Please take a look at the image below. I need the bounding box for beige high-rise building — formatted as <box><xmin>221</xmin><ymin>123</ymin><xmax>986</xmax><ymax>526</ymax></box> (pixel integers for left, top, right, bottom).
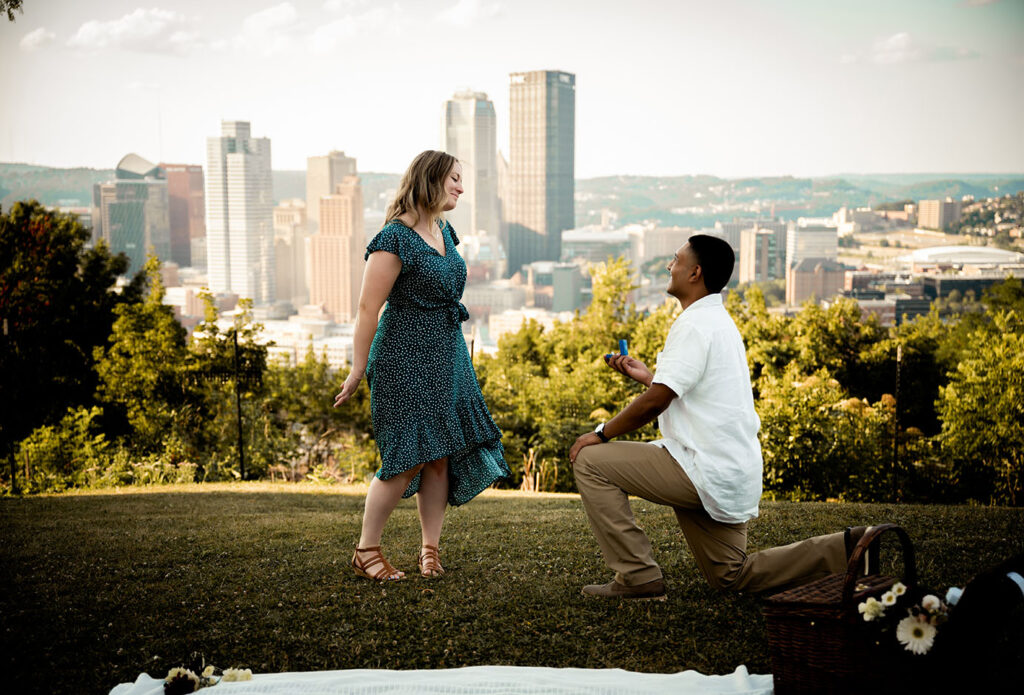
<box><xmin>306</xmin><ymin>151</ymin><xmax>357</xmax><ymax>232</ymax></box>
<box><xmin>507</xmin><ymin>70</ymin><xmax>575</xmax><ymax>277</ymax></box>
<box><xmin>308</xmin><ymin>176</ymin><xmax>364</xmax><ymax>322</ymax></box>
<box><xmin>441</xmin><ymin>90</ymin><xmax>500</xmax><ymax>239</ymax></box>
<box><xmin>918</xmin><ymin>198</ymin><xmax>962</xmax><ymax>231</ymax></box>
<box><xmin>273</xmin><ymin>199</ymin><xmax>308</xmax><ymax>308</ymax></box>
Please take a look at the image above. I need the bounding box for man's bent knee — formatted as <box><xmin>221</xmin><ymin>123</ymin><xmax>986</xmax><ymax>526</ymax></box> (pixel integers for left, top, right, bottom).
<box><xmin>571</xmin><ymin>446</ymin><xmax>601</xmax><ymax>478</ymax></box>
<box><xmin>703</xmin><ymin>562</ymin><xmax>745</xmax><ymax>592</ymax></box>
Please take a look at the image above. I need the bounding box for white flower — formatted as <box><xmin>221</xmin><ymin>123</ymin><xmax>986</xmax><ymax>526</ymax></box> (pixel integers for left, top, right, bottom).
<box><xmin>921</xmin><ymin>594</ymin><xmax>941</xmax><ymax>612</ymax></box>
<box><xmin>165</xmin><ymin>667</ymin><xmax>197</xmax><ymax>682</ymax></box>
<box><xmin>202</xmin><ymin>665</ymin><xmax>215</xmax><ymax>678</ymax></box>
<box><xmin>945</xmin><ymin>586</ymin><xmax>963</xmax><ymax>606</ymax></box>
<box><xmin>165</xmin><ymin>667</ymin><xmax>200</xmax><ymax>689</ymax></box>
<box><xmin>896</xmin><ymin>615</ymin><xmax>937</xmax><ymax>655</ymax></box>
<box><xmin>222</xmin><ymin>668</ymin><xmax>254</xmax><ymax>682</ymax></box>
<box><xmin>882</xmin><ymin>591</ymin><xmax>897</xmax><ymax>606</ymax></box>
<box><xmin>858</xmin><ymin>596</ymin><xmax>885</xmax><ymax>621</ymax></box>
<box><xmin>891</xmin><ymin>582</ymin><xmax>907</xmax><ymax>596</ymax></box>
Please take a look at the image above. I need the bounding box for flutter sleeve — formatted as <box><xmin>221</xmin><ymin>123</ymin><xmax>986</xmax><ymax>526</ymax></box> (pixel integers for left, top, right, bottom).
<box><xmin>365</xmin><ymin>222</ymin><xmax>416</xmax><ymax>271</ymax></box>
<box><xmin>445</xmin><ymin>219</ymin><xmax>460</xmax><ymax>247</ymax></box>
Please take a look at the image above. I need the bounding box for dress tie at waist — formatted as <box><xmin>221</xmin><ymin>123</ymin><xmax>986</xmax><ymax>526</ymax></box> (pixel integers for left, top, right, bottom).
<box><xmin>447</xmin><ymin>302</ymin><xmax>470</xmax><ymax>326</ymax></box>
<box><xmin>388</xmin><ymin>300</ymin><xmax>469</xmax><ymax>326</ymax></box>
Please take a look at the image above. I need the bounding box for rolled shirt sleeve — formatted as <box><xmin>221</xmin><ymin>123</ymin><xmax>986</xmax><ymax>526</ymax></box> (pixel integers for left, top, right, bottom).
<box><xmin>651</xmin><ymin>321</ymin><xmax>709</xmax><ymax>398</ymax></box>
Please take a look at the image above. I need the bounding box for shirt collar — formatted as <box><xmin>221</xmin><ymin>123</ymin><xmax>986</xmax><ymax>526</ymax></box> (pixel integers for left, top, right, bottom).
<box><xmin>683</xmin><ymin>293</ymin><xmax>723</xmax><ymax>314</ymax></box>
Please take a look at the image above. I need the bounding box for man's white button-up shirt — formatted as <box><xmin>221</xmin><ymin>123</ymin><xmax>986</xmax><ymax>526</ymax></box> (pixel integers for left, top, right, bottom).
<box><xmin>650</xmin><ymin>293</ymin><xmax>763</xmax><ymax>523</ymax></box>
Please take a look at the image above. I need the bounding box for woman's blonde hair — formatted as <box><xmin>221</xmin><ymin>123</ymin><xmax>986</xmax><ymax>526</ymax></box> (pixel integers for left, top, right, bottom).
<box><xmin>385</xmin><ymin>150</ymin><xmax>458</xmax><ymax>228</ymax></box>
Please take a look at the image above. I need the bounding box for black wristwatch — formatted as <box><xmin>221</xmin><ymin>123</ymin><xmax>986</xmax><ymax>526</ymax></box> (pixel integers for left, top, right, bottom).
<box><xmin>594</xmin><ymin>423</ymin><xmax>610</xmax><ymax>443</ymax></box>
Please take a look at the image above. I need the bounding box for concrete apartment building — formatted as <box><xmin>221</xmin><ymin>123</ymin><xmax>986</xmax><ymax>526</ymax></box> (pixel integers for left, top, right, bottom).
<box><xmin>441</xmin><ymin>91</ymin><xmax>500</xmax><ymax>240</ymax></box>
<box><xmin>160</xmin><ymin>163</ymin><xmax>205</xmax><ymax>268</ymax></box>
<box><xmin>307</xmin><ymin>176</ymin><xmax>364</xmax><ymax>323</ymax></box>
<box><xmin>507</xmin><ymin>70</ymin><xmax>575</xmax><ymax>277</ymax></box>
<box><xmin>785</xmin><ymin>222</ymin><xmax>840</xmax><ymax>304</ymax></box>
<box><xmin>918</xmin><ymin>198</ymin><xmax>963</xmax><ymax>231</ymax></box>
<box><xmin>739</xmin><ymin>227</ymin><xmax>784</xmax><ymax>284</ymax></box>
<box><xmin>205</xmin><ymin>120</ymin><xmax>275</xmax><ymax>305</ymax></box>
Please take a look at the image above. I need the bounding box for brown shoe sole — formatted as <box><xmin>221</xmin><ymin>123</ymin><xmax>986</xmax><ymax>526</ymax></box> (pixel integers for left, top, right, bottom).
<box><xmin>581</xmin><ymin>589</ymin><xmax>667</xmax><ymax>602</ymax></box>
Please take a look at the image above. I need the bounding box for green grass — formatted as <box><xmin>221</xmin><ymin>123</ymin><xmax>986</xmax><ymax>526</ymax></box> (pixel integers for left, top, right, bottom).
<box><xmin>2</xmin><ymin>483</ymin><xmax>1022</xmax><ymax>695</ymax></box>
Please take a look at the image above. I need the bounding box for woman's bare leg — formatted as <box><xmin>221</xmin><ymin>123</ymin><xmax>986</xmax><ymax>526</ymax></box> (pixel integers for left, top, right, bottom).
<box><xmin>416</xmin><ymin>458</ymin><xmax>449</xmax><ymax>575</ymax></box>
<box><xmin>355</xmin><ymin>464</ymin><xmax>424</xmax><ymax>579</ymax></box>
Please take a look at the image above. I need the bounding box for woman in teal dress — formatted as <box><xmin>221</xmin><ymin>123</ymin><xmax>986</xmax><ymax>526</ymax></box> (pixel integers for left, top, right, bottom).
<box><xmin>333</xmin><ymin>150</ymin><xmax>509</xmax><ymax>581</ymax></box>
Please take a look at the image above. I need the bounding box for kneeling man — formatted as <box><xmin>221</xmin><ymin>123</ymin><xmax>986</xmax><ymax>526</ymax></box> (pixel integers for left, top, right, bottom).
<box><xmin>570</xmin><ymin>235</ymin><xmax>858</xmax><ymax>601</ymax></box>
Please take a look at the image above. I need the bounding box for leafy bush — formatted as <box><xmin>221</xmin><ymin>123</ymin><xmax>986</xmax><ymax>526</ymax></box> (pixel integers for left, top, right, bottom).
<box><xmin>757</xmin><ymin>366</ymin><xmax>893</xmax><ymax>501</ymax></box>
<box><xmin>13</xmin><ymin>407</ymin><xmax>110</xmax><ymax>493</ymax></box>
<box><xmin>79</xmin><ymin>449</ymin><xmax>198</xmax><ymax>488</ymax></box>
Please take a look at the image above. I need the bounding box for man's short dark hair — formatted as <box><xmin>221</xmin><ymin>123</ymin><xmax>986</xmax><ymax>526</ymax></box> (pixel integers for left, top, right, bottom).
<box><xmin>688</xmin><ymin>235</ymin><xmax>735</xmax><ymax>294</ymax></box>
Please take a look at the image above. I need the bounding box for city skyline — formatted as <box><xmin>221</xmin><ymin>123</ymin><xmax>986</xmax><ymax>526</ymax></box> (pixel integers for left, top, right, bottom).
<box><xmin>2</xmin><ymin>1</ymin><xmax>1022</xmax><ymax>178</ymax></box>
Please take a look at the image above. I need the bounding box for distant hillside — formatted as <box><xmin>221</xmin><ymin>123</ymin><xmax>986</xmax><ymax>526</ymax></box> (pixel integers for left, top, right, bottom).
<box><xmin>574</xmin><ymin>174</ymin><xmax>1024</xmax><ymax>227</ymax></box>
<box><xmin>3</xmin><ymin>163</ymin><xmax>1021</xmax><ymax>226</ymax></box>
<box><xmin>0</xmin><ymin>164</ymin><xmax>114</xmax><ymax>208</ymax></box>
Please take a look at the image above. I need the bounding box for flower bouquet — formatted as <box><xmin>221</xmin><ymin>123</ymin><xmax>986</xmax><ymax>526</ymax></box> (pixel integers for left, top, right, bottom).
<box><xmin>857</xmin><ymin>582</ymin><xmax>959</xmax><ymax>658</ymax></box>
<box><xmin>162</xmin><ymin>653</ymin><xmax>253</xmax><ymax>694</ymax></box>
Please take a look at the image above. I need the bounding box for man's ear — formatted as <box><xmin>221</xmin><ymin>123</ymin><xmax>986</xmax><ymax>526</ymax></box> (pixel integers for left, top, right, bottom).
<box><xmin>691</xmin><ymin>264</ymin><xmax>703</xmax><ymax>282</ymax></box>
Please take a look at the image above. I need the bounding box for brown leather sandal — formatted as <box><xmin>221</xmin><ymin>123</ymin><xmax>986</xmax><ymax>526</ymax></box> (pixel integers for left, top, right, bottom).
<box><xmin>351</xmin><ymin>546</ymin><xmax>403</xmax><ymax>581</ymax></box>
<box><xmin>418</xmin><ymin>544</ymin><xmax>445</xmax><ymax>578</ymax></box>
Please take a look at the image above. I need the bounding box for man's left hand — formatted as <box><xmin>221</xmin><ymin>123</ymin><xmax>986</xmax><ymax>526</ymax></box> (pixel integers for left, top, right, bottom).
<box><xmin>569</xmin><ymin>432</ymin><xmax>604</xmax><ymax>464</ymax></box>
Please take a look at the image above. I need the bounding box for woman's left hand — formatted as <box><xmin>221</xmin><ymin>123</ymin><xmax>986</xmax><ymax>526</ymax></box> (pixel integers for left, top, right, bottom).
<box><xmin>333</xmin><ymin>372</ymin><xmax>362</xmax><ymax>407</ymax></box>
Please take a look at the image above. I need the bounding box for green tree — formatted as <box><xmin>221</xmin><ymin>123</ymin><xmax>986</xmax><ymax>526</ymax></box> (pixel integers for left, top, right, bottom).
<box><xmin>15</xmin><ymin>406</ymin><xmax>110</xmax><ymax>493</ymax></box>
<box><xmin>263</xmin><ymin>346</ymin><xmax>373</xmax><ymax>480</ymax></box>
<box><xmin>2</xmin><ymin>1</ymin><xmax>24</xmax><ymax>22</ymax></box>
<box><xmin>756</xmin><ymin>364</ymin><xmax>894</xmax><ymax>501</ymax></box>
<box><xmin>790</xmin><ymin>297</ymin><xmax>887</xmax><ymax>400</ymax></box>
<box><xmin>93</xmin><ymin>256</ymin><xmax>195</xmax><ymax>457</ymax></box>
<box><xmin>186</xmin><ymin>294</ymin><xmax>270</xmax><ymax>478</ymax></box>
<box><xmin>478</xmin><ymin>257</ymin><xmax>653</xmax><ymax>490</ymax></box>
<box><xmin>726</xmin><ymin>285</ymin><xmax>797</xmax><ymax>388</ymax></box>
<box><xmin>938</xmin><ymin>311</ymin><xmax>1024</xmax><ymax>505</ymax></box>
<box><xmin>0</xmin><ymin>200</ymin><xmax>142</xmax><ymax>490</ymax></box>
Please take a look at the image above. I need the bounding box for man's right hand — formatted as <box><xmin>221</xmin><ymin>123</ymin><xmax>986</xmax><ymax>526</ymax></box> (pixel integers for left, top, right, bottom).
<box><xmin>605</xmin><ymin>355</ymin><xmax>654</xmax><ymax>387</ymax></box>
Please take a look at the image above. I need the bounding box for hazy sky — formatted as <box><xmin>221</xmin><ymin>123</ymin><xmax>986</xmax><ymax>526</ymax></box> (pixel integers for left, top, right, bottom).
<box><xmin>2</xmin><ymin>0</ymin><xmax>1022</xmax><ymax>177</ymax></box>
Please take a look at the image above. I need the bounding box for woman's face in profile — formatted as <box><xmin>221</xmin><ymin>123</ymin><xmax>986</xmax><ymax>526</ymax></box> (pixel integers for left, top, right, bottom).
<box><xmin>442</xmin><ymin>162</ymin><xmax>464</xmax><ymax>212</ymax></box>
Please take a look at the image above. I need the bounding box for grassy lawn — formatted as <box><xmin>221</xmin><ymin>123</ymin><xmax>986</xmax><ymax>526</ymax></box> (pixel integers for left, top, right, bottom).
<box><xmin>2</xmin><ymin>483</ymin><xmax>1022</xmax><ymax>694</ymax></box>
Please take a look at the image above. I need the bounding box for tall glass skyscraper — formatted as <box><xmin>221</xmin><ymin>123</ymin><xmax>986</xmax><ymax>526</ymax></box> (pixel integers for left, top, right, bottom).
<box><xmin>205</xmin><ymin>121</ymin><xmax>275</xmax><ymax>305</ymax></box>
<box><xmin>441</xmin><ymin>90</ymin><xmax>500</xmax><ymax>240</ymax></box>
<box><xmin>92</xmin><ymin>153</ymin><xmax>171</xmax><ymax>276</ymax></box>
<box><xmin>507</xmin><ymin>70</ymin><xmax>575</xmax><ymax>277</ymax></box>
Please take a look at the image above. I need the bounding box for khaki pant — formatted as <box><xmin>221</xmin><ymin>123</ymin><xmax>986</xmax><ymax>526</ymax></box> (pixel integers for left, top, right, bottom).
<box><xmin>573</xmin><ymin>441</ymin><xmax>847</xmax><ymax>593</ymax></box>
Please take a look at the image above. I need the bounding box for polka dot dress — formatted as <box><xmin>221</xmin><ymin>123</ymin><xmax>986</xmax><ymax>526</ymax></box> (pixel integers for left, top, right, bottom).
<box><xmin>364</xmin><ymin>219</ymin><xmax>510</xmax><ymax>506</ymax></box>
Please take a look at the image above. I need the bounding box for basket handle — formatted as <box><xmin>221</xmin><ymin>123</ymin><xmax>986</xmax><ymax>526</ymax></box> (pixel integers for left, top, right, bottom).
<box><xmin>841</xmin><ymin>523</ymin><xmax>917</xmax><ymax>605</ymax></box>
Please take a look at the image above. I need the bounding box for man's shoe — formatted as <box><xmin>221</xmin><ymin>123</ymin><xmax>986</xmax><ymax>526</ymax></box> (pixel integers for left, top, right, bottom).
<box><xmin>845</xmin><ymin>525</ymin><xmax>880</xmax><ymax>576</ymax></box>
<box><xmin>581</xmin><ymin>578</ymin><xmax>667</xmax><ymax>601</ymax></box>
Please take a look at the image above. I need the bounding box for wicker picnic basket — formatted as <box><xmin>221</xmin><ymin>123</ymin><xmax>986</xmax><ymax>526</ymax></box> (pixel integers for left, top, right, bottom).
<box><xmin>762</xmin><ymin>523</ymin><xmax>916</xmax><ymax>695</ymax></box>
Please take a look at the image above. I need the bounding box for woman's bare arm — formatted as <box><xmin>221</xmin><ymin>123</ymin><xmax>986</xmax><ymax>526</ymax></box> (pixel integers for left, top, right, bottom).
<box><xmin>333</xmin><ymin>251</ymin><xmax>402</xmax><ymax>406</ymax></box>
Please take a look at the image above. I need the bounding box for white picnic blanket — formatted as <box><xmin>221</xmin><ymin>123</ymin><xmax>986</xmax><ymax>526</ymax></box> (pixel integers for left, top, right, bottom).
<box><xmin>109</xmin><ymin>665</ymin><xmax>773</xmax><ymax>694</ymax></box>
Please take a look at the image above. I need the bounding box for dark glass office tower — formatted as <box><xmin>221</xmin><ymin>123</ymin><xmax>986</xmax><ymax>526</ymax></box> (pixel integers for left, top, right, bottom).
<box><xmin>507</xmin><ymin>70</ymin><xmax>575</xmax><ymax>278</ymax></box>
